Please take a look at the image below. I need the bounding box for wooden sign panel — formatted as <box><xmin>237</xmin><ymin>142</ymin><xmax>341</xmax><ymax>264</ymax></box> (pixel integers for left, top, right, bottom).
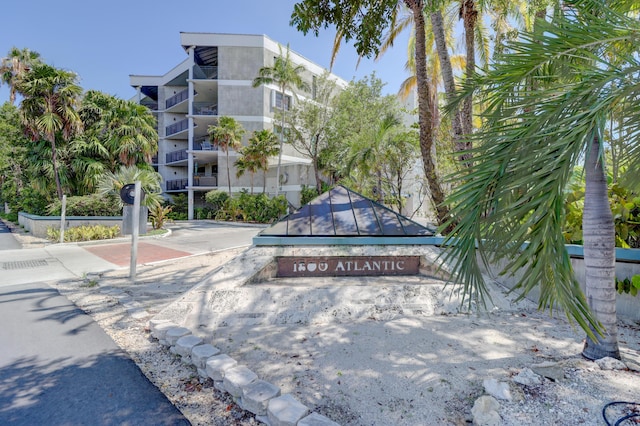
<box><xmin>276</xmin><ymin>256</ymin><xmax>420</xmax><ymax>277</ymax></box>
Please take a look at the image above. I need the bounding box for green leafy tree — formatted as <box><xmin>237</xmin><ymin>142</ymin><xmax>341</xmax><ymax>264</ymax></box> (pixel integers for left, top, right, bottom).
<box><xmin>207</xmin><ymin>116</ymin><xmax>245</xmax><ymax>194</ymax></box>
<box><xmin>292</xmin><ymin>0</ymin><xmax>450</xmax><ymax>224</ymax></box>
<box><xmin>0</xmin><ymin>103</ymin><xmax>30</xmax><ymax>211</ymax></box>
<box><xmin>288</xmin><ymin>71</ymin><xmax>338</xmax><ymax>193</ymax></box>
<box><xmin>0</xmin><ymin>47</ymin><xmax>41</xmax><ymax>105</ymax></box>
<box><xmin>252</xmin><ymin>44</ymin><xmax>310</xmax><ymax>197</ymax></box>
<box><xmin>441</xmin><ymin>0</ymin><xmax>640</xmax><ymax>360</ymax></box>
<box><xmin>16</xmin><ymin>63</ymin><xmax>83</xmax><ymax>200</ymax></box>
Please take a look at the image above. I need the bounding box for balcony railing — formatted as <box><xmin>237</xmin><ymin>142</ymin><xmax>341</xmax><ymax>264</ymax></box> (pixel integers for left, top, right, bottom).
<box><xmin>193</xmin><ymin>66</ymin><xmax>218</xmax><ymax>79</ymax></box>
<box><xmin>166</xmin><ymin>149</ymin><xmax>188</xmax><ymax>163</ymax></box>
<box><xmin>193</xmin><ymin>102</ymin><xmax>218</xmax><ymax>115</ymax></box>
<box><xmin>165</xmin><ymin>118</ymin><xmax>189</xmax><ymax>136</ymax></box>
<box><xmin>166</xmin><ymin>178</ymin><xmax>188</xmax><ymax>191</ymax></box>
<box><xmin>141</xmin><ymin>100</ymin><xmax>158</xmax><ymax>111</ymax></box>
<box><xmin>193</xmin><ymin>174</ymin><xmax>218</xmax><ymax>187</ymax></box>
<box><xmin>165</xmin><ymin>175</ymin><xmax>218</xmax><ymax>191</ymax></box>
<box><xmin>166</xmin><ymin>89</ymin><xmax>189</xmax><ymax>109</ymax></box>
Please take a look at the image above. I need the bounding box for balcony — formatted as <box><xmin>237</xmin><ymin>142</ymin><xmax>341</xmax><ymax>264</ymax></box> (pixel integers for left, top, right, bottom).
<box><xmin>193</xmin><ymin>174</ymin><xmax>218</xmax><ymax>187</ymax></box>
<box><xmin>166</xmin><ymin>178</ymin><xmax>188</xmax><ymax>191</ymax></box>
<box><xmin>141</xmin><ymin>100</ymin><xmax>158</xmax><ymax>111</ymax></box>
<box><xmin>193</xmin><ymin>66</ymin><xmax>218</xmax><ymax>79</ymax></box>
<box><xmin>166</xmin><ymin>89</ymin><xmax>189</xmax><ymax>109</ymax></box>
<box><xmin>165</xmin><ymin>118</ymin><xmax>189</xmax><ymax>136</ymax></box>
<box><xmin>165</xmin><ymin>174</ymin><xmax>218</xmax><ymax>192</ymax></box>
<box><xmin>193</xmin><ymin>102</ymin><xmax>218</xmax><ymax>115</ymax></box>
<box><xmin>166</xmin><ymin>149</ymin><xmax>188</xmax><ymax>164</ymax></box>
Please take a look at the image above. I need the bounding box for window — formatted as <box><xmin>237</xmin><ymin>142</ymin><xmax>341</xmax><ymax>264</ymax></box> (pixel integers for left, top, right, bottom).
<box><xmin>274</xmin><ymin>91</ymin><xmax>292</xmax><ymax>111</ymax></box>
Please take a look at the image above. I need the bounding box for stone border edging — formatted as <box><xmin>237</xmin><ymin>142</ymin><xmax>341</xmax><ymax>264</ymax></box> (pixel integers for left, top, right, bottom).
<box><xmin>146</xmin><ymin>319</ymin><xmax>341</xmax><ymax>426</ymax></box>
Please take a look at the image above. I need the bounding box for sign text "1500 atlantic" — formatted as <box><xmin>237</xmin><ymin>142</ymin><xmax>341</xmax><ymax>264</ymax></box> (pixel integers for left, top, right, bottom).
<box><xmin>276</xmin><ymin>256</ymin><xmax>420</xmax><ymax>277</ymax></box>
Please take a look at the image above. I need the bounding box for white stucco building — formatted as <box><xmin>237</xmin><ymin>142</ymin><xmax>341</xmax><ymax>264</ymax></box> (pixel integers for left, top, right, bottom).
<box><xmin>130</xmin><ymin>32</ymin><xmax>346</xmax><ymax>219</ymax></box>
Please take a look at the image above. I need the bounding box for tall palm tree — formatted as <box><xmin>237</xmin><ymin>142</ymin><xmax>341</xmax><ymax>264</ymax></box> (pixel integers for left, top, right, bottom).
<box><xmin>252</xmin><ymin>45</ymin><xmax>309</xmax><ymax>197</ymax></box>
<box><xmin>441</xmin><ymin>0</ymin><xmax>640</xmax><ymax>360</ymax></box>
<box><xmin>0</xmin><ymin>47</ymin><xmax>41</xmax><ymax>105</ymax></box>
<box><xmin>208</xmin><ymin>116</ymin><xmax>245</xmax><ymax>194</ymax></box>
<box><xmin>235</xmin><ymin>130</ymin><xmax>279</xmax><ymax>194</ymax></box>
<box><xmin>16</xmin><ymin>63</ymin><xmax>83</xmax><ymax>200</ymax></box>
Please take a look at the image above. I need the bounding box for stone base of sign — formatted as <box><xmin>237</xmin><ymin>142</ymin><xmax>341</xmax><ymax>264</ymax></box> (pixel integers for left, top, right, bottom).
<box><xmin>152</xmin><ymin>244</ymin><xmax>515</xmax><ymax>337</ymax></box>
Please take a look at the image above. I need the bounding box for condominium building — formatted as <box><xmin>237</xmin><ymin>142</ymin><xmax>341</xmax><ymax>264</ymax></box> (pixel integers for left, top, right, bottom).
<box><xmin>130</xmin><ymin>32</ymin><xmax>346</xmax><ymax>219</ymax></box>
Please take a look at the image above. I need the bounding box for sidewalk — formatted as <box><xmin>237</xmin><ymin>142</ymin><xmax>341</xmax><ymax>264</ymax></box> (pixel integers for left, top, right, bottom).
<box><xmin>0</xmin><ymin>225</ymin><xmax>200</xmax><ymax>287</ymax></box>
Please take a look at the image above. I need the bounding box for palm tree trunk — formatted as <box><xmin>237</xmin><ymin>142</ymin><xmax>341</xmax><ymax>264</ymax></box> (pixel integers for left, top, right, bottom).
<box><xmin>49</xmin><ymin>136</ymin><xmax>64</xmax><ymax>200</ymax></box>
<box><xmin>461</xmin><ymin>0</ymin><xmax>476</xmax><ymax>140</ymax></box>
<box><xmin>431</xmin><ymin>11</ymin><xmax>467</xmax><ymax>163</ymax></box>
<box><xmin>275</xmin><ymin>84</ymin><xmax>287</xmax><ymax>198</ymax></box>
<box><xmin>582</xmin><ymin>134</ymin><xmax>620</xmax><ymax>360</ymax></box>
<box><xmin>226</xmin><ymin>150</ymin><xmax>232</xmax><ymax>194</ymax></box>
<box><xmin>407</xmin><ymin>0</ymin><xmax>450</xmax><ymax>226</ymax></box>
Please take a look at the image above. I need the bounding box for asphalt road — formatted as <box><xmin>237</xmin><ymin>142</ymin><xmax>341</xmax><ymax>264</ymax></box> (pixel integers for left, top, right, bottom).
<box><xmin>0</xmin><ymin>220</ymin><xmax>264</xmax><ymax>425</ymax></box>
<box><xmin>0</xmin><ymin>219</ymin><xmax>21</xmax><ymax>250</ymax></box>
<box><xmin>0</xmin><ymin>282</ymin><xmax>189</xmax><ymax>425</ymax></box>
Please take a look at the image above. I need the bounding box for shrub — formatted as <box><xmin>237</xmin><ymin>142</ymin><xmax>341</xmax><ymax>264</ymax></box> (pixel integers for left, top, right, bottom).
<box><xmin>149</xmin><ymin>204</ymin><xmax>172</xmax><ymax>229</ymax></box>
<box><xmin>166</xmin><ymin>194</ymin><xmax>188</xmax><ymax>220</ymax></box>
<box><xmin>47</xmin><ymin>194</ymin><xmax>121</xmax><ymax>216</ymax></box>
<box><xmin>563</xmin><ymin>182</ymin><xmax>640</xmax><ymax>248</ymax></box>
<box><xmin>204</xmin><ymin>190</ymin><xmax>230</xmax><ymax>212</ymax></box>
<box><xmin>47</xmin><ymin>224</ymin><xmax>121</xmax><ymax>242</ymax></box>
<box><xmin>212</xmin><ymin>191</ymin><xmax>287</xmax><ymax>223</ymax></box>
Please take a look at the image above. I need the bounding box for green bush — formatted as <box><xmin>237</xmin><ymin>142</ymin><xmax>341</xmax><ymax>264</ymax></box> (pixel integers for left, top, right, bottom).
<box><xmin>47</xmin><ymin>194</ymin><xmax>121</xmax><ymax>216</ymax></box>
<box><xmin>300</xmin><ymin>183</ymin><xmax>332</xmax><ymax>206</ymax></box>
<box><xmin>204</xmin><ymin>190</ymin><xmax>230</xmax><ymax>211</ymax></box>
<box><xmin>564</xmin><ymin>182</ymin><xmax>640</xmax><ymax>248</ymax></box>
<box><xmin>47</xmin><ymin>224</ymin><xmax>121</xmax><ymax>242</ymax></box>
<box><xmin>0</xmin><ymin>212</ymin><xmax>18</xmax><ymax>223</ymax></box>
<box><xmin>213</xmin><ymin>191</ymin><xmax>287</xmax><ymax>223</ymax></box>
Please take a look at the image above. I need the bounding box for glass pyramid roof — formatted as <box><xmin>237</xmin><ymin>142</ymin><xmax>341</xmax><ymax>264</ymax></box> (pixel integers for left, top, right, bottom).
<box><xmin>260</xmin><ymin>185</ymin><xmax>435</xmax><ymax>237</ymax></box>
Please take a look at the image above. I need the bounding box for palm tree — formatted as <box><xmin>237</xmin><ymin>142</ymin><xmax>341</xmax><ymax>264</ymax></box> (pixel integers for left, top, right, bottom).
<box><xmin>207</xmin><ymin>116</ymin><xmax>245</xmax><ymax>194</ymax></box>
<box><xmin>441</xmin><ymin>0</ymin><xmax>640</xmax><ymax>360</ymax></box>
<box><xmin>236</xmin><ymin>130</ymin><xmax>279</xmax><ymax>195</ymax></box>
<box><xmin>16</xmin><ymin>63</ymin><xmax>83</xmax><ymax>200</ymax></box>
<box><xmin>0</xmin><ymin>47</ymin><xmax>41</xmax><ymax>104</ymax></box>
<box><xmin>97</xmin><ymin>165</ymin><xmax>163</xmax><ymax>208</ymax></box>
<box><xmin>252</xmin><ymin>45</ymin><xmax>309</xmax><ymax>197</ymax></box>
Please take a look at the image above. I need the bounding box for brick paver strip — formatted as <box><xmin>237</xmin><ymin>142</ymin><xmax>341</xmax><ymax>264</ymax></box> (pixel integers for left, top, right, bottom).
<box><xmin>84</xmin><ymin>242</ymin><xmax>192</xmax><ymax>266</ymax></box>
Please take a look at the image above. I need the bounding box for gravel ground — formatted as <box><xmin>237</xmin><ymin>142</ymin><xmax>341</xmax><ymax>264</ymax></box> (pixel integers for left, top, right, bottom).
<box><xmin>52</xmin><ymin>249</ymin><xmax>640</xmax><ymax>426</ymax></box>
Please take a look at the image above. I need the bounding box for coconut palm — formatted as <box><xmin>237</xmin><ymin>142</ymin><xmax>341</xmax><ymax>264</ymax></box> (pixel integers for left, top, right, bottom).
<box><xmin>16</xmin><ymin>63</ymin><xmax>83</xmax><ymax>200</ymax></box>
<box><xmin>441</xmin><ymin>0</ymin><xmax>640</xmax><ymax>360</ymax></box>
<box><xmin>0</xmin><ymin>47</ymin><xmax>41</xmax><ymax>104</ymax></box>
<box><xmin>252</xmin><ymin>45</ymin><xmax>309</xmax><ymax>197</ymax></box>
<box><xmin>208</xmin><ymin>116</ymin><xmax>245</xmax><ymax>194</ymax></box>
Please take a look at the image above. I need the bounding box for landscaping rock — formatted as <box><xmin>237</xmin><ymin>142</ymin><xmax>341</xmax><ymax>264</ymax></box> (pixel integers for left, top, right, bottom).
<box><xmin>472</xmin><ymin>395</ymin><xmax>501</xmax><ymax>426</ymax></box>
<box><xmin>205</xmin><ymin>354</ymin><xmax>238</xmax><ymax>381</ymax></box>
<box><xmin>223</xmin><ymin>365</ymin><xmax>258</xmax><ymax>398</ymax></box>
<box><xmin>267</xmin><ymin>394</ymin><xmax>309</xmax><ymax>426</ymax></box>
<box><xmin>241</xmin><ymin>380</ymin><xmax>281</xmax><ymax>416</ymax></box>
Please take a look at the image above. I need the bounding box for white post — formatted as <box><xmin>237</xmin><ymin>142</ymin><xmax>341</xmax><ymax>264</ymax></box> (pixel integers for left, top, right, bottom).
<box><xmin>129</xmin><ymin>181</ymin><xmax>142</xmax><ymax>280</ymax></box>
<box><xmin>59</xmin><ymin>195</ymin><xmax>67</xmax><ymax>244</ymax></box>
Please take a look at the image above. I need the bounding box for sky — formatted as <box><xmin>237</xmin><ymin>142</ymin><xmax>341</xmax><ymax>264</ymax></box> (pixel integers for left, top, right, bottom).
<box><xmin>0</xmin><ymin>0</ymin><xmax>412</xmax><ymax>103</ymax></box>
